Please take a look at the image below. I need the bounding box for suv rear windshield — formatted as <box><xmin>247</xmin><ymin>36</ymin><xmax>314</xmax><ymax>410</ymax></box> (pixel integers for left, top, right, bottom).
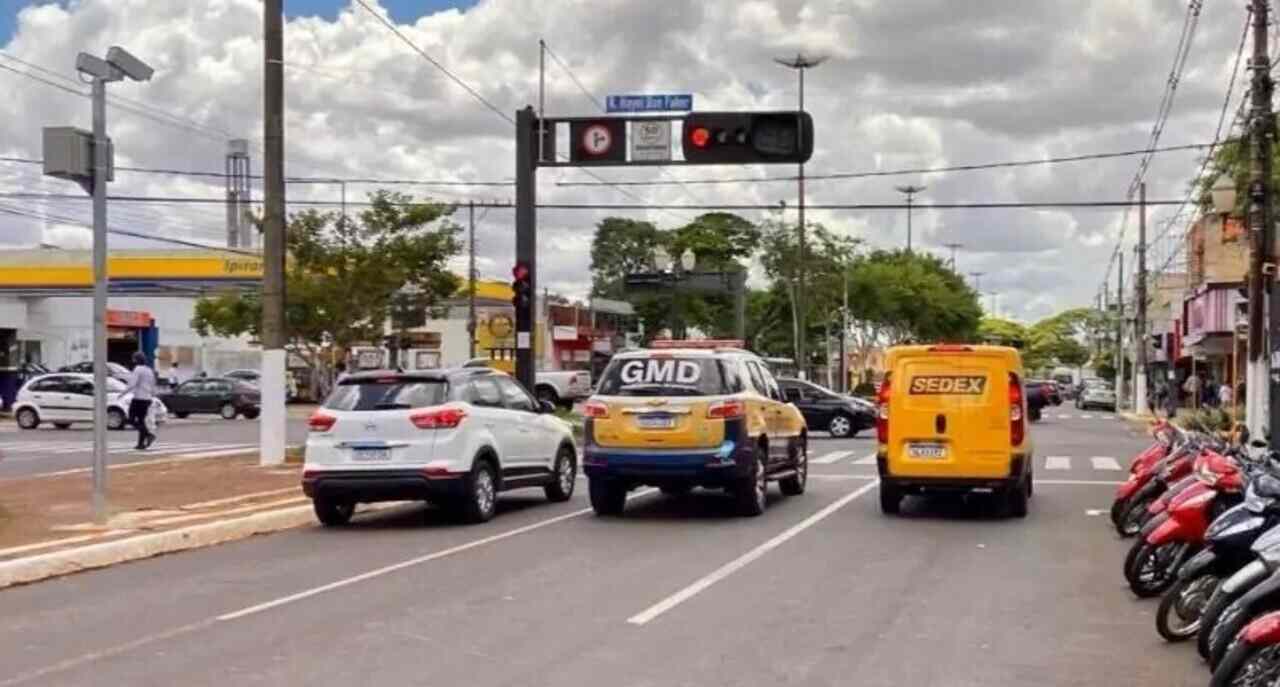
<box><xmin>324</xmin><ymin>379</ymin><xmax>448</xmax><ymax>411</ymax></box>
<box><xmin>596</xmin><ymin>357</ymin><xmax>732</xmax><ymax>396</ymax></box>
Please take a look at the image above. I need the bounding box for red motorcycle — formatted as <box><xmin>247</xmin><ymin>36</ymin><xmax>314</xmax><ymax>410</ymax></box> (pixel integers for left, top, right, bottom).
<box><xmin>1115</xmin><ymin>431</ymin><xmax>1197</xmax><ymax>538</ymax></box>
<box><xmin>1125</xmin><ymin>449</ymin><xmax>1244</xmax><ymax>598</ymax></box>
<box><xmin>1210</xmin><ymin>610</ymin><xmax>1280</xmax><ymax>686</ymax></box>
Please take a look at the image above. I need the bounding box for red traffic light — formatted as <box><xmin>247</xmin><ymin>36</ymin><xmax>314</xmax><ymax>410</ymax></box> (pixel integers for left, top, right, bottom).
<box><xmin>512</xmin><ymin>262</ymin><xmax>530</xmax><ymax>281</ymax></box>
<box><xmin>689</xmin><ymin>127</ymin><xmax>711</xmax><ymax>148</ymax></box>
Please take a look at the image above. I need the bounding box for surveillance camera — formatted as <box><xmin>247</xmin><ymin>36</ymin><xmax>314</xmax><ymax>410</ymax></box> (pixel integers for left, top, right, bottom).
<box><xmin>106</xmin><ymin>46</ymin><xmax>153</xmax><ymax>82</ymax></box>
<box><xmin>75</xmin><ymin>52</ymin><xmax>116</xmax><ymax>80</ymax></box>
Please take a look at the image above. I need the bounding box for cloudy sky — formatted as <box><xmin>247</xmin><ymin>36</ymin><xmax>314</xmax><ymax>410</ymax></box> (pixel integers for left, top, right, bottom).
<box><xmin>0</xmin><ymin>0</ymin><xmax>1251</xmax><ymax>322</ymax></box>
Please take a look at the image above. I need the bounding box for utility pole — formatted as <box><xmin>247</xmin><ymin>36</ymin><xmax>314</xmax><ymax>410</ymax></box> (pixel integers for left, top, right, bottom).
<box><xmin>775</xmin><ymin>53</ymin><xmax>826</xmax><ymax>381</ymax></box>
<box><xmin>260</xmin><ymin>0</ymin><xmax>287</xmax><ymax>466</ymax></box>
<box><xmin>468</xmin><ymin>200</ymin><xmax>477</xmax><ymax>359</ymax></box>
<box><xmin>514</xmin><ymin>106</ymin><xmax>537</xmax><ymax>391</ymax></box>
<box><xmin>538</xmin><ymin>39</ymin><xmax>546</xmax><ymax>164</ymax></box>
<box><xmin>896</xmin><ymin>185</ymin><xmax>926</xmax><ymax>252</ymax></box>
<box><xmin>1136</xmin><ymin>182</ymin><xmax>1148</xmax><ymax>415</ymax></box>
<box><xmin>1245</xmin><ymin>0</ymin><xmax>1278</xmax><ymax>442</ymax></box>
<box><xmin>968</xmin><ymin>271</ymin><xmax>984</xmax><ymax>294</ymax></box>
<box><xmin>1116</xmin><ymin>252</ymin><xmax>1125</xmax><ymax>410</ymax></box>
<box><xmin>840</xmin><ymin>265</ymin><xmax>848</xmax><ymax>393</ymax></box>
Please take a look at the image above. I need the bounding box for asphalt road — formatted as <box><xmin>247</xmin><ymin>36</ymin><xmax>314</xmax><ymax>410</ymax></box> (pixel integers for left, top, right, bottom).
<box><xmin>0</xmin><ymin>408</ymin><xmax>1208</xmax><ymax>686</ymax></box>
<box><xmin>0</xmin><ymin>414</ymin><xmax>311</xmax><ymax>479</ymax></box>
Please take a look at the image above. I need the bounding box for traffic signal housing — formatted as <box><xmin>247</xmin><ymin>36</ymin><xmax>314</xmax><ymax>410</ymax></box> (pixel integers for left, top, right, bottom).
<box><xmin>681</xmin><ymin>111</ymin><xmax>814</xmax><ymax>164</ymax></box>
<box><xmin>512</xmin><ymin>261</ymin><xmax>533</xmax><ymax>329</ymax></box>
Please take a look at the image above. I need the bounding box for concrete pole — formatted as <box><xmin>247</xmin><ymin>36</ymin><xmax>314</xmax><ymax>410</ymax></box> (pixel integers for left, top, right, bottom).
<box><xmin>259</xmin><ymin>0</ymin><xmax>287</xmax><ymax>465</ymax></box>
<box><xmin>1136</xmin><ymin>183</ymin><xmax>1148</xmax><ymax>415</ymax></box>
<box><xmin>91</xmin><ymin>75</ymin><xmax>109</xmax><ymax>522</ymax></box>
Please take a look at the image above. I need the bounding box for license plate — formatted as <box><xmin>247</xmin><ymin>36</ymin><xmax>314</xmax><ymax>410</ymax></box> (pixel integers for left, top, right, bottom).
<box><xmin>636</xmin><ymin>414</ymin><xmax>675</xmax><ymax>429</ymax></box>
<box><xmin>352</xmin><ymin>447</ymin><xmax>391</xmax><ymax>462</ymax></box>
<box><xmin>908</xmin><ymin>443</ymin><xmax>946</xmax><ymax>459</ymax></box>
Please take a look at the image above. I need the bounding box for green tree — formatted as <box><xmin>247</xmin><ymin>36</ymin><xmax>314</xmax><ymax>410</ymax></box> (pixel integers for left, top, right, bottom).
<box><xmin>192</xmin><ymin>191</ymin><xmax>463</xmax><ymax>388</ymax></box>
<box><xmin>844</xmin><ymin>249</ymin><xmax>983</xmax><ymax>348</ymax></box>
<box><xmin>978</xmin><ymin>317</ymin><xmax>1029</xmax><ymax>348</ymax></box>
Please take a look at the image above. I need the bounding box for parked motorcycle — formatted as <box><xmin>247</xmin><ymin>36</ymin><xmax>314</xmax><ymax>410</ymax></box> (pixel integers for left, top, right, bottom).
<box><xmin>1125</xmin><ymin>449</ymin><xmax>1244</xmax><ymax>598</ymax></box>
<box><xmin>1210</xmin><ymin>610</ymin><xmax>1280</xmax><ymax>686</ymax></box>
<box><xmin>1112</xmin><ymin>423</ymin><xmax>1176</xmax><ymax>528</ymax></box>
<box><xmin>1116</xmin><ymin>433</ymin><xmax>1198</xmax><ymax>538</ymax></box>
<box><xmin>1200</xmin><ymin>485</ymin><xmax>1280</xmax><ymax>668</ymax></box>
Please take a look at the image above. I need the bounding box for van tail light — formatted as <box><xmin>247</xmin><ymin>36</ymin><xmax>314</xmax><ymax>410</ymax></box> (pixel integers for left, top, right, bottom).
<box><xmin>876</xmin><ymin>373</ymin><xmax>892</xmax><ymax>444</ymax></box>
<box><xmin>308</xmin><ymin>412</ymin><xmax>337</xmax><ymax>433</ymax></box>
<box><xmin>1009</xmin><ymin>372</ymin><xmax>1025</xmax><ymax>446</ymax></box>
<box><xmin>583</xmin><ymin>401</ymin><xmax>610</xmax><ymax>418</ymax></box>
<box><xmin>707</xmin><ymin>400</ymin><xmax>746</xmax><ymax>419</ymax></box>
<box><xmin>410</xmin><ymin>407</ymin><xmax>467</xmax><ymax>429</ymax></box>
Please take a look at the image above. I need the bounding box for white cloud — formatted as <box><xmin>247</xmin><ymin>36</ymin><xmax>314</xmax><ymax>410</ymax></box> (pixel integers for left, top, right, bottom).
<box><xmin>0</xmin><ymin>0</ymin><xmax>1245</xmax><ymax>317</ymax></box>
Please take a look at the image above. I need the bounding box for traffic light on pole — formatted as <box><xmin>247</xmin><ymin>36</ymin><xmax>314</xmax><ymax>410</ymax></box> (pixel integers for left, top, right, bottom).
<box><xmin>512</xmin><ymin>261</ymin><xmax>532</xmax><ymax>328</ymax></box>
<box><xmin>681</xmin><ymin>111</ymin><xmax>814</xmax><ymax>164</ymax></box>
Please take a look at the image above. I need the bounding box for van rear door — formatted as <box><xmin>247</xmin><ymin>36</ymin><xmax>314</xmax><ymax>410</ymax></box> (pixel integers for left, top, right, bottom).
<box><xmin>892</xmin><ymin>350</ymin><xmax>1010</xmax><ymax>478</ymax></box>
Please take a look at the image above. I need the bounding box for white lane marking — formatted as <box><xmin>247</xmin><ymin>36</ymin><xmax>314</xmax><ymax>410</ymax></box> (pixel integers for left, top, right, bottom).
<box><xmin>1045</xmin><ymin>456</ymin><xmax>1071</xmax><ymax>470</ymax></box>
<box><xmin>1085</xmin><ymin>509</ymin><xmax>1107</xmax><ymax>516</ymax></box>
<box><xmin>809</xmin><ymin>474</ymin><xmax>876</xmax><ymax>481</ymax></box>
<box><xmin>1056</xmin><ymin>414</ymin><xmax>1071</xmax><ymax>420</ymax></box>
<box><xmin>218</xmin><ymin>489</ymin><xmax>657</xmax><ymax>622</ymax></box>
<box><xmin>811</xmin><ymin>450</ymin><xmax>852</xmax><ymax>465</ymax></box>
<box><xmin>852</xmin><ymin>452</ymin><xmax>877</xmax><ymax>465</ymax></box>
<box><xmin>1081</xmin><ymin>414</ymin><xmax>1095</xmax><ymax>420</ymax></box>
<box><xmin>1036</xmin><ymin>479</ymin><xmax>1122</xmax><ymax>486</ymax></box>
<box><xmin>626</xmin><ymin>480</ymin><xmax>880</xmax><ymax>626</ymax></box>
<box><xmin>1090</xmin><ymin>456</ymin><xmax>1122</xmax><ymax>471</ymax></box>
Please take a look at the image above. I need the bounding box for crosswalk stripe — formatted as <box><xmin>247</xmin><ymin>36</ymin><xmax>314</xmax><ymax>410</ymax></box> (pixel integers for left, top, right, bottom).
<box><xmin>1045</xmin><ymin>456</ymin><xmax>1071</xmax><ymax>470</ymax></box>
<box><xmin>853</xmin><ymin>452</ymin><xmax>877</xmax><ymax>465</ymax></box>
<box><xmin>1081</xmin><ymin>414</ymin><xmax>1094</xmax><ymax>420</ymax></box>
<box><xmin>1056</xmin><ymin>414</ymin><xmax>1071</xmax><ymax>419</ymax></box>
<box><xmin>812</xmin><ymin>450</ymin><xmax>853</xmax><ymax>465</ymax></box>
<box><xmin>1090</xmin><ymin>456</ymin><xmax>1122</xmax><ymax>471</ymax></box>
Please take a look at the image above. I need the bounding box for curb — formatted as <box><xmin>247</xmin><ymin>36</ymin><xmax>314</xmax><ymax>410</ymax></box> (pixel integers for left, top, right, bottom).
<box><xmin>0</xmin><ymin>503</ymin><xmax>315</xmax><ymax>590</ymax></box>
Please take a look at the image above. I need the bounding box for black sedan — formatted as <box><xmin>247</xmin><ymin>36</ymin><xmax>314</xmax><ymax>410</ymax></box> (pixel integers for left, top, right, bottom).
<box><xmin>157</xmin><ymin>377</ymin><xmax>261</xmax><ymax>420</ymax></box>
<box><xmin>777</xmin><ymin>378</ymin><xmax>875</xmax><ymax>438</ymax></box>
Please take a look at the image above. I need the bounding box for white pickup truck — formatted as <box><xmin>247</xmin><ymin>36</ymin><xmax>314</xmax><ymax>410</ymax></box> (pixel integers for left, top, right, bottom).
<box><xmin>461</xmin><ymin>359</ymin><xmax>592</xmax><ymax>409</ymax></box>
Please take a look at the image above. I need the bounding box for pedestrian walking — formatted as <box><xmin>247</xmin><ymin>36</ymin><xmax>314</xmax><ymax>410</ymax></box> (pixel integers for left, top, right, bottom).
<box><xmin>123</xmin><ymin>351</ymin><xmax>157</xmax><ymax>450</ymax></box>
<box><xmin>1183</xmin><ymin>373</ymin><xmax>1201</xmax><ymax>409</ymax></box>
<box><xmin>1220</xmin><ymin>381</ymin><xmax>1234</xmax><ymax>408</ymax></box>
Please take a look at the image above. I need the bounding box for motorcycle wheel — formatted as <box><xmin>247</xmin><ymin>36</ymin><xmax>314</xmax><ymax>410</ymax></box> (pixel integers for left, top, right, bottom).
<box><xmin>1117</xmin><ymin>491</ymin><xmax>1158</xmax><ymax>538</ymax></box>
<box><xmin>1210</xmin><ymin>641</ymin><xmax>1280</xmax><ymax>687</ymax></box>
<box><xmin>1157</xmin><ymin>573</ymin><xmax>1218</xmax><ymax>642</ymax></box>
<box><xmin>1110</xmin><ymin>497</ymin><xmax>1127</xmax><ymax>527</ymax></box>
<box><xmin>1202</xmin><ymin>585</ymin><xmax>1249</xmax><ymax>661</ymax></box>
<box><xmin>1210</xmin><ymin>597</ymin><xmax>1258</xmax><ymax>670</ymax></box>
<box><xmin>1128</xmin><ymin>541</ymin><xmax>1186</xmax><ymax>599</ymax></box>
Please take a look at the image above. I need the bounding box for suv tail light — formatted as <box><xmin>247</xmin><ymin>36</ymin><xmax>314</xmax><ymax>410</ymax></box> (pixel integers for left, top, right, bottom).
<box><xmin>583</xmin><ymin>401</ymin><xmax>609</xmax><ymax>418</ymax></box>
<box><xmin>1009</xmin><ymin>372</ymin><xmax>1025</xmax><ymax>446</ymax></box>
<box><xmin>410</xmin><ymin>407</ymin><xmax>467</xmax><ymax>429</ymax></box>
<box><xmin>876</xmin><ymin>373</ymin><xmax>892</xmax><ymax>444</ymax></box>
<box><xmin>707</xmin><ymin>400</ymin><xmax>746</xmax><ymax>419</ymax></box>
<box><xmin>308</xmin><ymin>412</ymin><xmax>337</xmax><ymax>433</ymax></box>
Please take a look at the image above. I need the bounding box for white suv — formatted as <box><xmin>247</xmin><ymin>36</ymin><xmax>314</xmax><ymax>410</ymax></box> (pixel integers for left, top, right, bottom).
<box><xmin>13</xmin><ymin>373</ymin><xmax>169</xmax><ymax>431</ymax></box>
<box><xmin>302</xmin><ymin>368</ymin><xmax>578</xmax><ymax>526</ymax></box>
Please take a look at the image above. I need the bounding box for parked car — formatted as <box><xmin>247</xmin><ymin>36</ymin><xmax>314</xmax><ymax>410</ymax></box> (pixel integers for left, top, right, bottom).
<box><xmin>1076</xmin><ymin>381</ymin><xmax>1117</xmax><ymax>411</ymax></box>
<box><xmin>777</xmin><ymin>377</ymin><xmax>874</xmax><ymax>438</ymax></box>
<box><xmin>158</xmin><ymin>377</ymin><xmax>261</xmax><ymax>420</ymax></box>
<box><xmin>13</xmin><ymin>373</ymin><xmax>168</xmax><ymax>431</ymax></box>
<box><xmin>225</xmin><ymin>368</ymin><xmax>299</xmax><ymax>402</ymax></box>
<box><xmin>302</xmin><ymin>368</ymin><xmax>577</xmax><ymax>525</ymax></box>
<box><xmin>58</xmin><ymin>361</ymin><xmax>131</xmax><ymax>384</ymax></box>
<box><xmin>1027</xmin><ymin>379</ymin><xmax>1062</xmax><ymax>406</ymax></box>
<box><xmin>460</xmin><ymin>358</ymin><xmax>591</xmax><ymax>409</ymax></box>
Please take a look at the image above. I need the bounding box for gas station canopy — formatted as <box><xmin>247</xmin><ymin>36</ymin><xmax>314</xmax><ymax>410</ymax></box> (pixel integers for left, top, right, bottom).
<box><xmin>0</xmin><ymin>249</ymin><xmax>263</xmax><ymax>296</ymax></box>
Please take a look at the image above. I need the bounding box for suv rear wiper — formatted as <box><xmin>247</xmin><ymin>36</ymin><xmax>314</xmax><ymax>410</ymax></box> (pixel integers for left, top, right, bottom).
<box><xmin>373</xmin><ymin>402</ymin><xmax>413</xmax><ymax>409</ymax></box>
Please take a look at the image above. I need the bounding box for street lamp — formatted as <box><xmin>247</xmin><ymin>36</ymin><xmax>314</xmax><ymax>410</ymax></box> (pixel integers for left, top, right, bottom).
<box><xmin>895</xmin><ymin>184</ymin><xmax>926</xmax><ymax>252</ymax></box>
<box><xmin>53</xmin><ymin>47</ymin><xmax>152</xmax><ymax>524</ymax></box>
<box><xmin>654</xmin><ymin>247</ymin><xmax>696</xmax><ymax>338</ymax></box>
<box><xmin>775</xmin><ymin>52</ymin><xmax>826</xmax><ymax>380</ymax></box>
<box><xmin>1212</xmin><ymin>175</ymin><xmax>1238</xmax><ymax>215</ymax></box>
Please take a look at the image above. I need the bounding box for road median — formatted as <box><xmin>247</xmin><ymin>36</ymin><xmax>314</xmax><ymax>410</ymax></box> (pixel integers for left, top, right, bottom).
<box><xmin>0</xmin><ymin>452</ymin><xmax>316</xmax><ymax>589</ymax></box>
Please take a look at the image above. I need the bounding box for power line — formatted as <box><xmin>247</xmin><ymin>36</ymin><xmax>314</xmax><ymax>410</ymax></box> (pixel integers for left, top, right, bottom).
<box><xmin>353</xmin><ymin>0</ymin><xmax>514</xmax><ymax>126</ymax></box>
<box><xmin>1150</xmin><ymin>7</ymin><xmax>1253</xmax><ymax>273</ymax></box>
<box><xmin>0</xmin><ymin>203</ymin><xmax>260</xmax><ymax>256</ymax></box>
<box><xmin>1099</xmin><ymin>0</ymin><xmax>1203</xmax><ymax>294</ymax></box>
<box><xmin>0</xmin><ymin>192</ymin><xmax>1194</xmax><ymax>210</ymax></box>
<box><xmin>541</xmin><ymin>43</ymin><xmax>605</xmax><ymax>112</ymax></box>
<box><xmin>553</xmin><ymin>142</ymin><xmax>1221</xmax><ymax>187</ymax></box>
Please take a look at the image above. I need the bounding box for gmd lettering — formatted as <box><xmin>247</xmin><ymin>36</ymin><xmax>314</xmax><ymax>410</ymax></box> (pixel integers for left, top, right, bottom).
<box><xmin>620</xmin><ymin>360</ymin><xmax>702</xmax><ymax>385</ymax></box>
